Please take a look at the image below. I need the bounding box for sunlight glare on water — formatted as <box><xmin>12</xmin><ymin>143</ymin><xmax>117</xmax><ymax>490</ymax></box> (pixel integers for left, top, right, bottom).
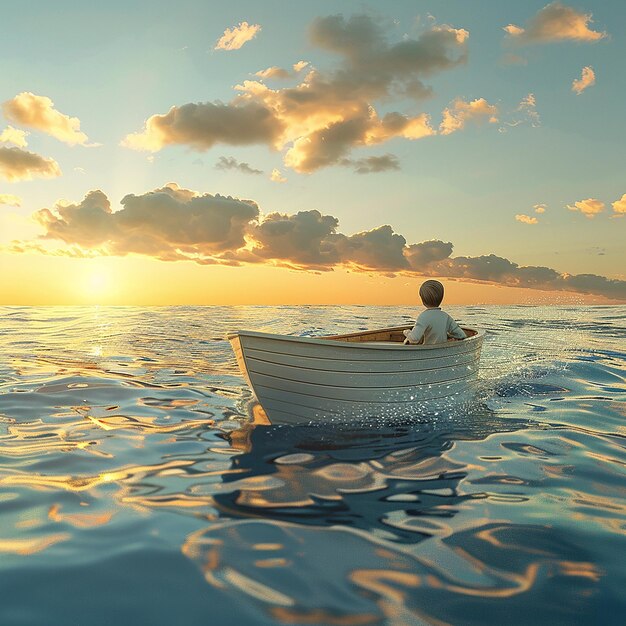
<box><xmin>0</xmin><ymin>305</ymin><xmax>624</xmax><ymax>625</ymax></box>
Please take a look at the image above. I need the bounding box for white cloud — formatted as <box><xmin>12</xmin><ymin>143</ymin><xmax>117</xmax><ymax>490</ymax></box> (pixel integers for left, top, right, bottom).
<box><xmin>215</xmin><ymin>22</ymin><xmax>262</xmax><ymax>51</ymax></box>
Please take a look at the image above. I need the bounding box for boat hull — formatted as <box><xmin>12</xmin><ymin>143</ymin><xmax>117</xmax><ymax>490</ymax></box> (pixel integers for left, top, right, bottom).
<box><xmin>229</xmin><ymin>326</ymin><xmax>484</xmax><ymax>425</ymax></box>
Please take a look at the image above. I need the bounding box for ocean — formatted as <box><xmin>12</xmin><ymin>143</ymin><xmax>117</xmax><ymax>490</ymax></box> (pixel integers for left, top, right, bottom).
<box><xmin>0</xmin><ymin>305</ymin><xmax>624</xmax><ymax>625</ymax></box>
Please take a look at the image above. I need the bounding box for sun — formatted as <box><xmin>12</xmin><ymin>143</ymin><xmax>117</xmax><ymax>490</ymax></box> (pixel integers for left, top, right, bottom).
<box><xmin>83</xmin><ymin>266</ymin><xmax>111</xmax><ymax>300</ymax></box>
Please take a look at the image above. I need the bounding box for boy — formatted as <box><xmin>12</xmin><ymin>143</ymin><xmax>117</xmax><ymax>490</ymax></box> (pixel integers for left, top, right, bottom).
<box><xmin>403</xmin><ymin>280</ymin><xmax>466</xmax><ymax>345</ymax></box>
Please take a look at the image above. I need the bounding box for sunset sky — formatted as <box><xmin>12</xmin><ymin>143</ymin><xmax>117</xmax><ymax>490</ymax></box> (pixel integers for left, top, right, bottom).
<box><xmin>1</xmin><ymin>0</ymin><xmax>624</xmax><ymax>305</ymax></box>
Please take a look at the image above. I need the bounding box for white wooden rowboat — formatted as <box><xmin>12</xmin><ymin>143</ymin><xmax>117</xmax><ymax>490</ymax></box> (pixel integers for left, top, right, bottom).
<box><xmin>228</xmin><ymin>325</ymin><xmax>484</xmax><ymax>425</ymax></box>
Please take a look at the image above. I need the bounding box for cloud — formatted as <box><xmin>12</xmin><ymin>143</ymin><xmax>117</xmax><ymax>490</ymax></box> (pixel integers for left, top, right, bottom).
<box><xmin>124</xmin><ymin>14</ymin><xmax>470</xmax><ymax>171</ymax></box>
<box><xmin>518</xmin><ymin>94</ymin><xmax>541</xmax><ymax>126</ymax></box>
<box><xmin>572</xmin><ymin>66</ymin><xmax>595</xmax><ymax>94</ymax></box>
<box><xmin>0</xmin><ymin>126</ymin><xmax>29</xmax><ymax>148</ymax></box>
<box><xmin>270</xmin><ymin>168</ymin><xmax>287</xmax><ymax>183</ymax></box>
<box><xmin>255</xmin><ymin>66</ymin><xmax>290</xmax><ymax>80</ymax></box>
<box><xmin>0</xmin><ymin>146</ymin><xmax>62</xmax><ymax>182</ymax></box>
<box><xmin>282</xmin><ymin>110</ymin><xmax>434</xmax><ymax>172</ymax></box>
<box><xmin>567</xmin><ymin>197</ymin><xmax>604</xmax><ymax>218</ymax></box>
<box><xmin>339</xmin><ymin>224</ymin><xmax>408</xmax><ymax>271</ymax></box>
<box><xmin>404</xmin><ymin>240</ymin><xmax>453</xmax><ymax>270</ymax></box>
<box><xmin>215</xmin><ymin>22</ymin><xmax>261</xmax><ymax>51</ymax></box>
<box><xmin>611</xmin><ymin>193</ymin><xmax>626</xmax><ymax>216</ymax></box>
<box><xmin>440</xmin><ymin>98</ymin><xmax>498</xmax><ymax>135</ymax></box>
<box><xmin>349</xmin><ymin>154</ymin><xmax>400</xmax><ymax>174</ymax></box>
<box><xmin>215</xmin><ymin>156</ymin><xmax>263</xmax><ymax>175</ymax></box>
<box><xmin>504</xmin><ymin>2</ymin><xmax>607</xmax><ymax>44</ymax></box>
<box><xmin>255</xmin><ymin>61</ymin><xmax>310</xmax><ymax>81</ymax></box>
<box><xmin>0</xmin><ymin>193</ymin><xmax>22</xmax><ymax>207</ymax></box>
<box><xmin>515</xmin><ymin>214</ymin><xmax>538</xmax><ymax>224</ymax></box>
<box><xmin>308</xmin><ymin>14</ymin><xmax>468</xmax><ymax>100</ymax></box>
<box><xmin>500</xmin><ymin>93</ymin><xmax>541</xmax><ymax>131</ymax></box>
<box><xmin>33</xmin><ymin>183</ymin><xmax>259</xmax><ymax>260</ymax></box>
<box><xmin>244</xmin><ymin>209</ymin><xmax>342</xmax><ymax>269</ymax></box>
<box><xmin>534</xmin><ymin>204</ymin><xmax>547</xmax><ymax>213</ymax></box>
<box><xmin>15</xmin><ymin>183</ymin><xmax>625</xmax><ymax>300</ymax></box>
<box><xmin>122</xmin><ymin>101</ymin><xmax>284</xmax><ymax>152</ymax></box>
<box><xmin>2</xmin><ymin>92</ymin><xmax>92</xmax><ymax>146</ymax></box>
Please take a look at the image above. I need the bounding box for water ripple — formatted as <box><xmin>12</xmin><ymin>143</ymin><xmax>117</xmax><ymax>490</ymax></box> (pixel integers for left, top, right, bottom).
<box><xmin>0</xmin><ymin>305</ymin><xmax>624</xmax><ymax>625</ymax></box>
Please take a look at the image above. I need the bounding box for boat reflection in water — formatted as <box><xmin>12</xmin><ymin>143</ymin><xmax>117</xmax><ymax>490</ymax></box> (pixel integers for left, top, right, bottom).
<box><xmin>182</xmin><ymin>405</ymin><xmax>604</xmax><ymax>625</ymax></box>
<box><xmin>228</xmin><ymin>325</ymin><xmax>485</xmax><ymax>424</ymax></box>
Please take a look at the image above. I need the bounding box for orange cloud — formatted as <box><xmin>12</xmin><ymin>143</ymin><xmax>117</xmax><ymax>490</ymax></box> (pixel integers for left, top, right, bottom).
<box><xmin>12</xmin><ymin>184</ymin><xmax>625</xmax><ymax>300</ymax></box>
<box><xmin>504</xmin><ymin>2</ymin><xmax>607</xmax><ymax>44</ymax></box>
<box><xmin>440</xmin><ymin>98</ymin><xmax>498</xmax><ymax>135</ymax></box>
<box><xmin>572</xmin><ymin>66</ymin><xmax>595</xmax><ymax>94</ymax></box>
<box><xmin>611</xmin><ymin>193</ymin><xmax>626</xmax><ymax>216</ymax></box>
<box><xmin>255</xmin><ymin>61</ymin><xmax>311</xmax><ymax>81</ymax></box>
<box><xmin>215</xmin><ymin>22</ymin><xmax>261</xmax><ymax>51</ymax></box>
<box><xmin>567</xmin><ymin>198</ymin><xmax>604</xmax><ymax>218</ymax></box>
<box><xmin>0</xmin><ymin>146</ymin><xmax>61</xmax><ymax>182</ymax></box>
<box><xmin>515</xmin><ymin>214</ymin><xmax>538</xmax><ymax>225</ymax></box>
<box><xmin>0</xmin><ymin>125</ymin><xmax>29</xmax><ymax>148</ymax></box>
<box><xmin>2</xmin><ymin>92</ymin><xmax>92</xmax><ymax>146</ymax></box>
<box><xmin>124</xmin><ymin>14</ymin><xmax>469</xmax><ymax>172</ymax></box>
<box><xmin>534</xmin><ymin>204</ymin><xmax>547</xmax><ymax>213</ymax></box>
<box><xmin>270</xmin><ymin>169</ymin><xmax>287</xmax><ymax>183</ymax></box>
<box><xmin>0</xmin><ymin>193</ymin><xmax>22</xmax><ymax>207</ymax></box>
<box><xmin>255</xmin><ymin>66</ymin><xmax>290</xmax><ymax>80</ymax></box>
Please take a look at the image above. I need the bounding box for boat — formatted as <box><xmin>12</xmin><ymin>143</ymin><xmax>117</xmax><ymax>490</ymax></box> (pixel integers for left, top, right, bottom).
<box><xmin>228</xmin><ymin>325</ymin><xmax>484</xmax><ymax>424</ymax></box>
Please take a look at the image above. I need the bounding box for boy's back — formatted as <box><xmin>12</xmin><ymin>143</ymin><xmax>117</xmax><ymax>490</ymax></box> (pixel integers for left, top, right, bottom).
<box><xmin>404</xmin><ymin>307</ymin><xmax>466</xmax><ymax>345</ymax></box>
<box><xmin>403</xmin><ymin>280</ymin><xmax>466</xmax><ymax>345</ymax></box>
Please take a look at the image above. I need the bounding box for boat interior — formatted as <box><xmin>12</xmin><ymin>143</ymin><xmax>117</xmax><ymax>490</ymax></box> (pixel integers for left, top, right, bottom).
<box><xmin>324</xmin><ymin>325</ymin><xmax>476</xmax><ymax>344</ymax></box>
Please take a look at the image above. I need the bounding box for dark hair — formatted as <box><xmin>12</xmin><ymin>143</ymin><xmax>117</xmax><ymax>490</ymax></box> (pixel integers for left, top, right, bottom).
<box><xmin>419</xmin><ymin>280</ymin><xmax>444</xmax><ymax>307</ymax></box>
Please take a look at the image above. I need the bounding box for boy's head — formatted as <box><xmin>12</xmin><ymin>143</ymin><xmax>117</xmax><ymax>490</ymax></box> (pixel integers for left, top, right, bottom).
<box><xmin>419</xmin><ymin>280</ymin><xmax>444</xmax><ymax>307</ymax></box>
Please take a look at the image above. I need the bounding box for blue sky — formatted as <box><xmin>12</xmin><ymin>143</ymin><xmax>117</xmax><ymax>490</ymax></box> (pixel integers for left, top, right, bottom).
<box><xmin>1</xmin><ymin>1</ymin><xmax>624</xmax><ymax>303</ymax></box>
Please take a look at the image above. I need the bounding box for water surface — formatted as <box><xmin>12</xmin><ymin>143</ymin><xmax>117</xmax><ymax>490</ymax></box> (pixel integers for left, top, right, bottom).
<box><xmin>0</xmin><ymin>305</ymin><xmax>624</xmax><ymax>625</ymax></box>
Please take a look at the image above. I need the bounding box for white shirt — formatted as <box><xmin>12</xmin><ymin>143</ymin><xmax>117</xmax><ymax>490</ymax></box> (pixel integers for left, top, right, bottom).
<box><xmin>404</xmin><ymin>307</ymin><xmax>466</xmax><ymax>345</ymax></box>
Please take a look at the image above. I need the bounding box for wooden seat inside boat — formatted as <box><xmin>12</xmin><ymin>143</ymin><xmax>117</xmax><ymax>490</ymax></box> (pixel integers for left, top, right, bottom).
<box><xmin>325</xmin><ymin>325</ymin><xmax>477</xmax><ymax>344</ymax></box>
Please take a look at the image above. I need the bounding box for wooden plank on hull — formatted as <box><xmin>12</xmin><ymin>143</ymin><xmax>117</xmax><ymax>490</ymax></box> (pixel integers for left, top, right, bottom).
<box><xmin>255</xmin><ymin>385</ymin><xmax>474</xmax><ymax>422</ymax></box>
<box><xmin>251</xmin><ymin>373</ymin><xmax>474</xmax><ymax>404</ymax></box>
<box><xmin>242</xmin><ymin>345</ymin><xmax>480</xmax><ymax>373</ymax></box>
<box><xmin>246</xmin><ymin>357</ymin><xmax>479</xmax><ymax>388</ymax></box>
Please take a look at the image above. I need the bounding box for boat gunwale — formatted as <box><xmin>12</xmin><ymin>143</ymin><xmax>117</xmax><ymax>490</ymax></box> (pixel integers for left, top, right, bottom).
<box><xmin>227</xmin><ymin>325</ymin><xmax>484</xmax><ymax>351</ymax></box>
